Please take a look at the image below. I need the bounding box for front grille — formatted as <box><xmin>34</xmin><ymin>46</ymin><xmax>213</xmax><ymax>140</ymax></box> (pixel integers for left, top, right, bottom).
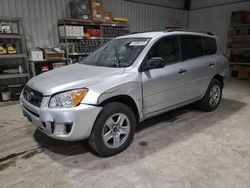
<box><xmin>23</xmin><ymin>86</ymin><xmax>43</xmax><ymax>107</ymax></box>
<box><xmin>23</xmin><ymin>105</ymin><xmax>39</xmax><ymax>118</ymax></box>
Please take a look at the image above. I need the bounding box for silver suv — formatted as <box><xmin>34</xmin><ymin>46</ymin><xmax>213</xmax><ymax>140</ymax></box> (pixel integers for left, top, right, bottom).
<box><xmin>20</xmin><ymin>30</ymin><xmax>229</xmax><ymax>156</ymax></box>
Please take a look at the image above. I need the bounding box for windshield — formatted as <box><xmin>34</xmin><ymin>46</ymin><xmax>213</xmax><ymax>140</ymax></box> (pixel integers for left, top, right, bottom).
<box><xmin>80</xmin><ymin>38</ymin><xmax>150</xmax><ymax>68</ymax></box>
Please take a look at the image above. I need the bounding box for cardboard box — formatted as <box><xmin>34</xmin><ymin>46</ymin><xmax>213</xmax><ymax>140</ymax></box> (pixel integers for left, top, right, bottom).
<box><xmin>43</xmin><ymin>48</ymin><xmax>65</xmax><ymax>60</ymax></box>
<box><xmin>231</xmin><ymin>11</ymin><xmax>250</xmax><ymax>24</ymax></box>
<box><xmin>103</xmin><ymin>12</ymin><xmax>112</xmax><ymax>23</ymax></box>
<box><xmin>58</xmin><ymin>25</ymin><xmax>73</xmax><ymax>37</ymax></box>
<box><xmin>246</xmin><ymin>12</ymin><xmax>250</xmax><ymax>23</ymax></box>
<box><xmin>72</xmin><ymin>26</ymin><xmax>84</xmax><ymax>37</ymax></box>
<box><xmin>92</xmin><ymin>8</ymin><xmax>103</xmax><ymax>22</ymax></box>
<box><xmin>79</xmin><ymin>26</ymin><xmax>84</xmax><ymax>36</ymax></box>
<box><xmin>89</xmin><ymin>0</ymin><xmax>103</xmax><ymax>9</ymax></box>
<box><xmin>238</xmin><ymin>67</ymin><xmax>250</xmax><ymax>80</ymax></box>
<box><xmin>29</xmin><ymin>48</ymin><xmax>43</xmax><ymax>61</ymax></box>
<box><xmin>232</xmin><ymin>65</ymin><xmax>241</xmax><ymax>71</ymax></box>
<box><xmin>79</xmin><ymin>14</ymin><xmax>91</xmax><ymax>20</ymax></box>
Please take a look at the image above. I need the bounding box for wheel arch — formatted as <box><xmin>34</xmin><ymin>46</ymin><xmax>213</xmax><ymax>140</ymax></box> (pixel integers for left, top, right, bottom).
<box><xmin>213</xmin><ymin>74</ymin><xmax>224</xmax><ymax>88</ymax></box>
<box><xmin>98</xmin><ymin>95</ymin><xmax>140</xmax><ymax>122</ymax></box>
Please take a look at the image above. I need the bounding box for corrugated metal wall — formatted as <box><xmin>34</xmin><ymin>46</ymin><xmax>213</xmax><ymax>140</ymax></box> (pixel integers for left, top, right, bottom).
<box><xmin>0</xmin><ymin>0</ymin><xmax>188</xmax><ymax>48</ymax></box>
<box><xmin>190</xmin><ymin>0</ymin><xmax>249</xmax><ymax>10</ymax></box>
<box><xmin>0</xmin><ymin>0</ymin><xmax>72</xmax><ymax>48</ymax></box>
<box><xmin>103</xmin><ymin>0</ymin><xmax>188</xmax><ymax>33</ymax></box>
<box><xmin>189</xmin><ymin>1</ymin><xmax>250</xmax><ymax>52</ymax></box>
<box><xmin>125</xmin><ymin>0</ymin><xmax>185</xmax><ymax>9</ymax></box>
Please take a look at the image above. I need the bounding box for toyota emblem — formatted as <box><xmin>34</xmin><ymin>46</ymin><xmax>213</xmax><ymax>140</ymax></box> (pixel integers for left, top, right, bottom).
<box><xmin>26</xmin><ymin>91</ymin><xmax>33</xmax><ymax>101</ymax></box>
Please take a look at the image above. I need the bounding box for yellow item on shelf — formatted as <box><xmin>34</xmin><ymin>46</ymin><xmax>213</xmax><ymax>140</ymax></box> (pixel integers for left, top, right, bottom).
<box><xmin>0</xmin><ymin>44</ymin><xmax>7</xmax><ymax>54</ymax></box>
<box><xmin>84</xmin><ymin>33</ymin><xmax>90</xmax><ymax>37</ymax></box>
<box><xmin>7</xmin><ymin>44</ymin><xmax>17</xmax><ymax>54</ymax></box>
<box><xmin>113</xmin><ymin>17</ymin><xmax>128</xmax><ymax>22</ymax></box>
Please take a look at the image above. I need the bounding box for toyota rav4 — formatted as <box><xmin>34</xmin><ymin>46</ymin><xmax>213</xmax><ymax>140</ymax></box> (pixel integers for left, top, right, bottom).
<box><xmin>20</xmin><ymin>30</ymin><xmax>229</xmax><ymax>156</ymax></box>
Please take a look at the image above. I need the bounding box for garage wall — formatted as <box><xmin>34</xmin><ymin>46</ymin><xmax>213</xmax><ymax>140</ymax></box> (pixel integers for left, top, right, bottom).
<box><xmin>0</xmin><ymin>0</ymin><xmax>188</xmax><ymax>48</ymax></box>
<box><xmin>189</xmin><ymin>1</ymin><xmax>250</xmax><ymax>52</ymax></box>
<box><xmin>124</xmin><ymin>0</ymin><xmax>185</xmax><ymax>9</ymax></box>
<box><xmin>190</xmin><ymin>0</ymin><xmax>250</xmax><ymax>10</ymax></box>
<box><xmin>0</xmin><ymin>0</ymin><xmax>71</xmax><ymax>48</ymax></box>
<box><xmin>103</xmin><ymin>0</ymin><xmax>188</xmax><ymax>33</ymax></box>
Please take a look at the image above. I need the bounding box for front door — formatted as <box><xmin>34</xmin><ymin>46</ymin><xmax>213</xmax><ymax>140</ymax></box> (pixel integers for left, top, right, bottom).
<box><xmin>141</xmin><ymin>36</ymin><xmax>188</xmax><ymax>116</ymax></box>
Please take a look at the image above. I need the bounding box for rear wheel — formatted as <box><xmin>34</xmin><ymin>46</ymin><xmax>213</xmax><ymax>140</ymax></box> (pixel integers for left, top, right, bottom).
<box><xmin>196</xmin><ymin>79</ymin><xmax>222</xmax><ymax>112</ymax></box>
<box><xmin>88</xmin><ymin>102</ymin><xmax>136</xmax><ymax>157</ymax></box>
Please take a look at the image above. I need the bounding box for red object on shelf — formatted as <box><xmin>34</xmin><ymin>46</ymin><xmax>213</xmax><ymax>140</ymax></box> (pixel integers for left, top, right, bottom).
<box><xmin>85</xmin><ymin>28</ymin><xmax>101</xmax><ymax>37</ymax></box>
<box><xmin>41</xmin><ymin>65</ymin><xmax>49</xmax><ymax>72</ymax></box>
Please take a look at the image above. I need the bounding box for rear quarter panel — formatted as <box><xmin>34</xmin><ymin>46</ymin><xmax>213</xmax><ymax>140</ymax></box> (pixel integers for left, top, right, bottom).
<box><xmin>216</xmin><ymin>54</ymin><xmax>230</xmax><ymax>79</ymax></box>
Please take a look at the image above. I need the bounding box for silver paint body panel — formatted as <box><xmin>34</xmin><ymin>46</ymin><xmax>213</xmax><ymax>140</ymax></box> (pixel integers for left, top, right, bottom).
<box><xmin>20</xmin><ymin>31</ymin><xmax>229</xmax><ymax>141</ymax></box>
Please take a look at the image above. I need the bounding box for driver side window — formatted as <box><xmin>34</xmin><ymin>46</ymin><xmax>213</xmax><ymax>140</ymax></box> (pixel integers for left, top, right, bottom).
<box><xmin>148</xmin><ymin>36</ymin><xmax>180</xmax><ymax>64</ymax></box>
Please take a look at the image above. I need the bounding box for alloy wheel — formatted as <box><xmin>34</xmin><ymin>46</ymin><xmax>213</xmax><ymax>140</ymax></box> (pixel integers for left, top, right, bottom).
<box><xmin>102</xmin><ymin>113</ymin><xmax>130</xmax><ymax>148</ymax></box>
<box><xmin>209</xmin><ymin>85</ymin><xmax>221</xmax><ymax>107</ymax></box>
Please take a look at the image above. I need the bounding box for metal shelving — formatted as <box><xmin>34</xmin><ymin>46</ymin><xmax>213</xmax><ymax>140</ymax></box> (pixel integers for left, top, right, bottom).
<box><xmin>68</xmin><ymin>52</ymin><xmax>90</xmax><ymax>56</ymax></box>
<box><xmin>0</xmin><ymin>34</ymin><xmax>23</xmax><ymax>39</ymax></box>
<box><xmin>57</xmin><ymin>19</ymin><xmax>129</xmax><ymax>62</ymax></box>
<box><xmin>60</xmin><ymin>36</ymin><xmax>102</xmax><ymax>40</ymax></box>
<box><xmin>0</xmin><ymin>73</ymin><xmax>29</xmax><ymax>79</ymax></box>
<box><xmin>0</xmin><ymin>17</ymin><xmax>29</xmax><ymax>96</ymax></box>
<box><xmin>0</xmin><ymin>53</ymin><xmax>26</xmax><ymax>59</ymax></box>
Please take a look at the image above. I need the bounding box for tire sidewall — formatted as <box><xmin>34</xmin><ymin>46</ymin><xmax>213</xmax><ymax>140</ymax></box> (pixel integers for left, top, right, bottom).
<box><xmin>204</xmin><ymin>79</ymin><xmax>223</xmax><ymax>111</ymax></box>
<box><xmin>90</xmin><ymin>102</ymin><xmax>136</xmax><ymax>156</ymax></box>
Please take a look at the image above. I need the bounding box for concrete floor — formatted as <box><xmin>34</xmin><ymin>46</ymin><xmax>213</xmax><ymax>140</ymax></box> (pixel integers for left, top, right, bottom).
<box><xmin>0</xmin><ymin>78</ymin><xmax>250</xmax><ymax>188</ymax></box>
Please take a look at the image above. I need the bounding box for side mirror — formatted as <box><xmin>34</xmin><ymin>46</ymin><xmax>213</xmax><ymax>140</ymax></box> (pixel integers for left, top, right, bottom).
<box><xmin>142</xmin><ymin>57</ymin><xmax>165</xmax><ymax>71</ymax></box>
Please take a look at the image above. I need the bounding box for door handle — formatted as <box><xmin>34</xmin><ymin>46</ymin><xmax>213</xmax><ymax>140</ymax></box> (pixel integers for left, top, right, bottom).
<box><xmin>178</xmin><ymin>69</ymin><xmax>187</xmax><ymax>74</ymax></box>
<box><xmin>209</xmin><ymin>62</ymin><xmax>215</xmax><ymax>67</ymax></box>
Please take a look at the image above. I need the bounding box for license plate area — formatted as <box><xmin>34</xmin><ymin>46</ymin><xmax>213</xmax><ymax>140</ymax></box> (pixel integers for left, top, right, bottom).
<box><xmin>23</xmin><ymin>110</ymin><xmax>32</xmax><ymax>122</ymax></box>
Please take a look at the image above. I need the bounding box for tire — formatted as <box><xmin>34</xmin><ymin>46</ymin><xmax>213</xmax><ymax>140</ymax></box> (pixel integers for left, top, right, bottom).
<box><xmin>88</xmin><ymin>102</ymin><xmax>136</xmax><ymax>157</ymax></box>
<box><xmin>196</xmin><ymin>79</ymin><xmax>223</xmax><ymax>112</ymax></box>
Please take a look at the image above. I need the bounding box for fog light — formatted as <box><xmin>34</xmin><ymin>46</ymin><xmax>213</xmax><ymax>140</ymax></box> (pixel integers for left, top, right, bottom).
<box><xmin>44</xmin><ymin>121</ymin><xmax>53</xmax><ymax>134</ymax></box>
<box><xmin>64</xmin><ymin>123</ymin><xmax>73</xmax><ymax>134</ymax></box>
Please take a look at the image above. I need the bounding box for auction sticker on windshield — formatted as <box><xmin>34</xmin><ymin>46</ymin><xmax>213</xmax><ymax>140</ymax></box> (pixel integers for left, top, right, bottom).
<box><xmin>129</xmin><ymin>41</ymin><xmax>148</xmax><ymax>46</ymax></box>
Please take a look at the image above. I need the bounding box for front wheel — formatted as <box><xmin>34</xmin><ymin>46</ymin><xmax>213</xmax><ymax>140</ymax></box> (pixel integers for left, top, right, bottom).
<box><xmin>196</xmin><ymin>79</ymin><xmax>223</xmax><ymax>112</ymax></box>
<box><xmin>88</xmin><ymin>102</ymin><xmax>136</xmax><ymax>157</ymax></box>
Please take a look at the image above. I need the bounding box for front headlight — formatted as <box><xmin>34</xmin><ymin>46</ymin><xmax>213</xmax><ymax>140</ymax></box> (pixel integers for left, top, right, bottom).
<box><xmin>49</xmin><ymin>88</ymin><xmax>88</xmax><ymax>108</ymax></box>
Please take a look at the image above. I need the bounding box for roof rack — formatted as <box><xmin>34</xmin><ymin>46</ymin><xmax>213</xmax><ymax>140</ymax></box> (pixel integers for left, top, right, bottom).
<box><xmin>129</xmin><ymin>30</ymin><xmax>163</xmax><ymax>34</ymax></box>
<box><xmin>129</xmin><ymin>29</ymin><xmax>214</xmax><ymax>36</ymax></box>
<box><xmin>164</xmin><ymin>28</ymin><xmax>214</xmax><ymax>36</ymax></box>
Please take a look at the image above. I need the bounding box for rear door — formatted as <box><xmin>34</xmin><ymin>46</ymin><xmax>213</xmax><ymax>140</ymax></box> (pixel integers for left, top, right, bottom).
<box><xmin>179</xmin><ymin>35</ymin><xmax>216</xmax><ymax>100</ymax></box>
<box><xmin>141</xmin><ymin>36</ymin><xmax>188</xmax><ymax>116</ymax></box>
<box><xmin>202</xmin><ymin>36</ymin><xmax>218</xmax><ymax>80</ymax></box>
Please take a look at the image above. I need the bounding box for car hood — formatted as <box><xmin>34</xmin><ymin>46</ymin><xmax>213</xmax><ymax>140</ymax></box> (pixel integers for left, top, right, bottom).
<box><xmin>26</xmin><ymin>64</ymin><xmax>125</xmax><ymax>95</ymax></box>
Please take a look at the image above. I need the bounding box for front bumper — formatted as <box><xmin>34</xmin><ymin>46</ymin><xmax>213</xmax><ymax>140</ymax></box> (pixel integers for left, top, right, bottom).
<box><xmin>20</xmin><ymin>93</ymin><xmax>102</xmax><ymax>141</ymax></box>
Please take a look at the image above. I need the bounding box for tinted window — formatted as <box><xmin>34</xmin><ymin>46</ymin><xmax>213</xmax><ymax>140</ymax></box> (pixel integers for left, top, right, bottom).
<box><xmin>180</xmin><ymin>35</ymin><xmax>205</xmax><ymax>60</ymax></box>
<box><xmin>147</xmin><ymin>37</ymin><xmax>180</xmax><ymax>64</ymax></box>
<box><xmin>203</xmin><ymin>37</ymin><xmax>217</xmax><ymax>55</ymax></box>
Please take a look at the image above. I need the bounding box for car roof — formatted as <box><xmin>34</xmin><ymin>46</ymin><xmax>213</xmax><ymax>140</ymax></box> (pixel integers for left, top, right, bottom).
<box><xmin>117</xmin><ymin>31</ymin><xmax>164</xmax><ymax>39</ymax></box>
<box><xmin>117</xmin><ymin>30</ymin><xmax>217</xmax><ymax>39</ymax></box>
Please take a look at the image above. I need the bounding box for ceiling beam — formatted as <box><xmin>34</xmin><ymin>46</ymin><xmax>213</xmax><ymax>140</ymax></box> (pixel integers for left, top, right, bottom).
<box><xmin>184</xmin><ymin>0</ymin><xmax>190</xmax><ymax>10</ymax></box>
<box><xmin>123</xmin><ymin>0</ymin><xmax>186</xmax><ymax>10</ymax></box>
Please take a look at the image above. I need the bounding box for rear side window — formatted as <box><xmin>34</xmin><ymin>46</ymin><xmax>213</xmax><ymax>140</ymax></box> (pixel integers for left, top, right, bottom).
<box><xmin>180</xmin><ymin>35</ymin><xmax>205</xmax><ymax>60</ymax></box>
<box><xmin>203</xmin><ymin>37</ymin><xmax>217</xmax><ymax>55</ymax></box>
